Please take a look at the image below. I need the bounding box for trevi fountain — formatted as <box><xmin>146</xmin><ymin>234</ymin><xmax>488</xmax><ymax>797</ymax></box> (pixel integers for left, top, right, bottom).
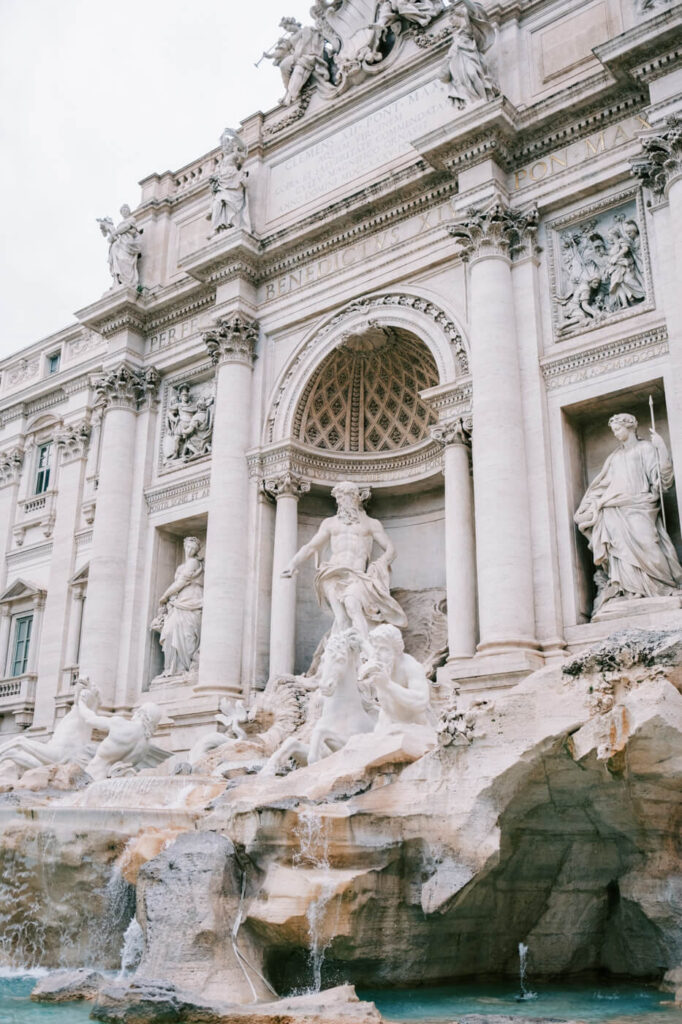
<box><xmin>2</xmin><ymin>0</ymin><xmax>682</xmax><ymax>1021</ymax></box>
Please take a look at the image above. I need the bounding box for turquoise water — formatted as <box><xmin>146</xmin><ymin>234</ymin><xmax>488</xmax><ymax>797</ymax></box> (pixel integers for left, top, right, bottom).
<box><xmin>359</xmin><ymin>981</ymin><xmax>682</xmax><ymax>1023</ymax></box>
<box><xmin>0</xmin><ymin>973</ymin><xmax>92</xmax><ymax>1023</ymax></box>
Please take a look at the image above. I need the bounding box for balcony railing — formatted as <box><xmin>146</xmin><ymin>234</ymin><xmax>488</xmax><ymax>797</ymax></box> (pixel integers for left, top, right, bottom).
<box><xmin>0</xmin><ymin>672</ymin><xmax>36</xmax><ymax>727</ymax></box>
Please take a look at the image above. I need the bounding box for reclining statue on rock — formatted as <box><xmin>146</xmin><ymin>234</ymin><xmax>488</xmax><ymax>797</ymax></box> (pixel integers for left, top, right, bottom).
<box><xmin>76</xmin><ymin>695</ymin><xmax>164</xmax><ymax>781</ymax></box>
<box><xmin>360</xmin><ymin>624</ymin><xmax>435</xmax><ymax>738</ymax></box>
<box><xmin>261</xmin><ymin>629</ymin><xmax>375</xmax><ymax>775</ymax></box>
<box><xmin>0</xmin><ymin>682</ymin><xmax>101</xmax><ymax>776</ymax></box>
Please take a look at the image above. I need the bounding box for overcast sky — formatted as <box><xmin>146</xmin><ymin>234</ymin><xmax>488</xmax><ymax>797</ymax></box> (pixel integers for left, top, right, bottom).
<box><xmin>0</xmin><ymin>0</ymin><xmax>315</xmax><ymax>358</ymax></box>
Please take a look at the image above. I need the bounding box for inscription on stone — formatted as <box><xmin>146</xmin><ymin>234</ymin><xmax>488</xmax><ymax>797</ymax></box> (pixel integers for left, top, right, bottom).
<box><xmin>148</xmin><ymin>317</ymin><xmax>201</xmax><ymax>353</ymax></box>
<box><xmin>267</xmin><ymin>80</ymin><xmax>452</xmax><ymax>220</ymax></box>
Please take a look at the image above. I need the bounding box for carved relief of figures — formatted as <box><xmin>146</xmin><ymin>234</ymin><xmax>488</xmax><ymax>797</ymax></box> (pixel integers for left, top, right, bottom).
<box><xmin>208</xmin><ymin>129</ymin><xmax>251</xmax><ymax>235</ymax></box>
<box><xmin>97</xmin><ymin>205</ymin><xmax>143</xmax><ymax>289</ymax></box>
<box><xmin>552</xmin><ymin>200</ymin><xmax>648</xmax><ymax>337</ymax></box>
<box><xmin>150</xmin><ymin>537</ymin><xmax>204</xmax><ymax>677</ymax></box>
<box><xmin>575</xmin><ymin>413</ymin><xmax>682</xmax><ymax>615</ymax></box>
<box><xmin>262</xmin><ymin>16</ymin><xmax>330</xmax><ymax>106</ymax></box>
<box><xmin>163</xmin><ymin>381</ymin><xmax>215</xmax><ymax>465</ymax></box>
<box><xmin>440</xmin><ymin>0</ymin><xmax>499</xmax><ymax>109</ymax></box>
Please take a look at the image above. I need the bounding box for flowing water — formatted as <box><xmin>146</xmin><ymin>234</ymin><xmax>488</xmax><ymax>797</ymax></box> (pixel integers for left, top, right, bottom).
<box><xmin>0</xmin><ymin>971</ymin><xmax>91</xmax><ymax>1023</ymax></box>
<box><xmin>293</xmin><ymin>810</ymin><xmax>336</xmax><ymax>994</ymax></box>
<box><xmin>517</xmin><ymin>942</ymin><xmax>537</xmax><ymax>1001</ymax></box>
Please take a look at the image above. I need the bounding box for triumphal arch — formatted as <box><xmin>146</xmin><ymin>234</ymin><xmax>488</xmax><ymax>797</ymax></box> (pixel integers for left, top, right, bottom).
<box><xmin>0</xmin><ymin>0</ymin><xmax>681</xmax><ymax>755</ymax></box>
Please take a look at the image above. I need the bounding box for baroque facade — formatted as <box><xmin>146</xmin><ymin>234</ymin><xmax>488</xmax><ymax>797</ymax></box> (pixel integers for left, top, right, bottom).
<box><xmin>1</xmin><ymin>0</ymin><xmax>682</xmax><ymax>754</ymax></box>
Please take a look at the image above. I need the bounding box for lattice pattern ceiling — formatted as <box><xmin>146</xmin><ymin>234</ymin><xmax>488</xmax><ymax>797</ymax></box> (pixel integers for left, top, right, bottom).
<box><xmin>296</xmin><ymin>330</ymin><xmax>439</xmax><ymax>453</ymax></box>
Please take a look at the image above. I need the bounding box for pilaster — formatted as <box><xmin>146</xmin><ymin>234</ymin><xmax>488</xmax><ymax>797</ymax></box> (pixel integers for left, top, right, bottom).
<box><xmin>265</xmin><ymin>471</ymin><xmax>311</xmax><ymax>678</ymax></box>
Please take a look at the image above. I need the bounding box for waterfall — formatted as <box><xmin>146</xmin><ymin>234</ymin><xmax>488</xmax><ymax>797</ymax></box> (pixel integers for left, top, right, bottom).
<box><xmin>517</xmin><ymin>942</ymin><xmax>537</xmax><ymax>1001</ymax></box>
<box><xmin>0</xmin><ymin>852</ymin><xmax>47</xmax><ymax>969</ymax></box>
<box><xmin>294</xmin><ymin>809</ymin><xmax>335</xmax><ymax>994</ymax></box>
<box><xmin>119</xmin><ymin>918</ymin><xmax>144</xmax><ymax>977</ymax></box>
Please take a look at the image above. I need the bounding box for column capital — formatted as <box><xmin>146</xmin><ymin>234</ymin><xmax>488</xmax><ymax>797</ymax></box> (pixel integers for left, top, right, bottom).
<box><xmin>448</xmin><ymin>199</ymin><xmax>540</xmax><ymax>264</ymax></box>
<box><xmin>263</xmin><ymin>471</ymin><xmax>311</xmax><ymax>500</ymax></box>
<box><xmin>630</xmin><ymin>115</ymin><xmax>682</xmax><ymax>199</ymax></box>
<box><xmin>94</xmin><ymin>362</ymin><xmax>161</xmax><ymax>412</ymax></box>
<box><xmin>204</xmin><ymin>314</ymin><xmax>259</xmax><ymax>367</ymax></box>
<box><xmin>431</xmin><ymin>417</ymin><xmax>472</xmax><ymax>448</ymax></box>
<box><xmin>0</xmin><ymin>446</ymin><xmax>24</xmax><ymax>487</ymax></box>
<box><xmin>55</xmin><ymin>420</ymin><xmax>91</xmax><ymax>463</ymax></box>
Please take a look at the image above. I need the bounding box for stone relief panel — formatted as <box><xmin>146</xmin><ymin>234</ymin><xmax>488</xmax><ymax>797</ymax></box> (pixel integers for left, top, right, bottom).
<box><xmin>160</xmin><ymin>374</ymin><xmax>215</xmax><ymax>472</ymax></box>
<box><xmin>548</xmin><ymin>191</ymin><xmax>653</xmax><ymax>342</ymax></box>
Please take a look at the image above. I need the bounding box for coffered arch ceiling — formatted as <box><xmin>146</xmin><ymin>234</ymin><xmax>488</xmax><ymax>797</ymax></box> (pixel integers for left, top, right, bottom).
<box><xmin>294</xmin><ymin>325</ymin><xmax>438</xmax><ymax>455</ymax></box>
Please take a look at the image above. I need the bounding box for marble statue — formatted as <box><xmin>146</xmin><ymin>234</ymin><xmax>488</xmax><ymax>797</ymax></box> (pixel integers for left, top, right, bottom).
<box><xmin>359</xmin><ymin>624</ymin><xmax>433</xmax><ymax>734</ymax></box>
<box><xmin>150</xmin><ymin>537</ymin><xmax>204</xmax><ymax>677</ymax></box>
<box><xmin>188</xmin><ymin>696</ymin><xmax>249</xmax><ymax>765</ymax></box>
<box><xmin>555</xmin><ymin>208</ymin><xmax>646</xmax><ymax>333</ymax></box>
<box><xmin>262</xmin><ymin>628</ymin><xmax>375</xmax><ymax>773</ymax></box>
<box><xmin>78</xmin><ymin>697</ymin><xmax>163</xmax><ymax>781</ymax></box>
<box><xmin>208</xmin><ymin>129</ymin><xmax>251</xmax><ymax>235</ymax></box>
<box><xmin>263</xmin><ymin>17</ymin><xmax>329</xmax><ymax>105</ymax></box>
<box><xmin>575</xmin><ymin>413</ymin><xmax>682</xmax><ymax>613</ymax></box>
<box><xmin>164</xmin><ymin>384</ymin><xmax>214</xmax><ymax>464</ymax></box>
<box><xmin>376</xmin><ymin>0</ymin><xmax>444</xmax><ymax>30</ymax></box>
<box><xmin>0</xmin><ymin>683</ymin><xmax>100</xmax><ymax>773</ymax></box>
<box><xmin>97</xmin><ymin>205</ymin><xmax>143</xmax><ymax>289</ymax></box>
<box><xmin>441</xmin><ymin>0</ymin><xmax>499</xmax><ymax>109</ymax></box>
<box><xmin>282</xmin><ymin>480</ymin><xmax>407</xmax><ymax>641</ymax></box>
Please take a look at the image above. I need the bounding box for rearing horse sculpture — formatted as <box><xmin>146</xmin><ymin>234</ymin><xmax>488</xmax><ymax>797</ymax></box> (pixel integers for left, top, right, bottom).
<box><xmin>261</xmin><ymin>629</ymin><xmax>375</xmax><ymax>775</ymax></box>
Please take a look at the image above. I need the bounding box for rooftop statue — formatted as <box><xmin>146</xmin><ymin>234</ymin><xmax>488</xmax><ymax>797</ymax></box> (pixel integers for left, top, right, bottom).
<box><xmin>97</xmin><ymin>204</ymin><xmax>143</xmax><ymax>289</ymax></box>
<box><xmin>262</xmin><ymin>16</ymin><xmax>330</xmax><ymax>105</ymax></box>
<box><xmin>441</xmin><ymin>0</ymin><xmax>499</xmax><ymax>109</ymax></box>
<box><xmin>575</xmin><ymin>411</ymin><xmax>682</xmax><ymax>615</ymax></box>
<box><xmin>281</xmin><ymin>480</ymin><xmax>407</xmax><ymax>643</ymax></box>
<box><xmin>208</xmin><ymin>128</ymin><xmax>251</xmax><ymax>235</ymax></box>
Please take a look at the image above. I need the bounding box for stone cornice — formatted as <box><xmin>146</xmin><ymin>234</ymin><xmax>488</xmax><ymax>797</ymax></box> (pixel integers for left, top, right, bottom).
<box><xmin>248</xmin><ymin>438</ymin><xmax>443</xmax><ymax>488</ymax></box>
<box><xmin>179</xmin><ymin>231</ymin><xmax>261</xmax><ymax>287</ymax></box>
<box><xmin>142</xmin><ymin>286</ymin><xmax>216</xmax><ymax>335</ymax></box>
<box><xmin>630</xmin><ymin>114</ymin><xmax>682</xmax><ymax>197</ymax></box>
<box><xmin>594</xmin><ymin>6</ymin><xmax>682</xmax><ymax>85</ymax></box>
<box><xmin>144</xmin><ymin>472</ymin><xmax>211</xmax><ymax>515</ymax></box>
<box><xmin>93</xmin><ymin>363</ymin><xmax>161</xmax><ymax>412</ymax></box>
<box><xmin>76</xmin><ymin>288</ymin><xmax>146</xmax><ymax>339</ymax></box>
<box><xmin>447</xmin><ymin>199</ymin><xmax>540</xmax><ymax>263</ymax></box>
<box><xmin>540</xmin><ymin>324</ymin><xmax>668</xmax><ymax>391</ymax></box>
<box><xmin>203</xmin><ymin>315</ymin><xmax>259</xmax><ymax>368</ymax></box>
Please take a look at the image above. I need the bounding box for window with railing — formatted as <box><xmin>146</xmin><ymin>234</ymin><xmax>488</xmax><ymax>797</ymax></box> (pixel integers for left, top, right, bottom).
<box><xmin>34</xmin><ymin>442</ymin><xmax>52</xmax><ymax>495</ymax></box>
<box><xmin>10</xmin><ymin>614</ymin><xmax>33</xmax><ymax>676</ymax></box>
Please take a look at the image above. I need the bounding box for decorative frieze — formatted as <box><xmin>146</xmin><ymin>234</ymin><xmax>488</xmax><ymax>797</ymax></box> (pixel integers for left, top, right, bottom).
<box><xmin>93</xmin><ymin>363</ymin><xmax>161</xmax><ymax>412</ymax></box>
<box><xmin>630</xmin><ymin>114</ymin><xmax>682</xmax><ymax>197</ymax></box>
<box><xmin>203</xmin><ymin>315</ymin><xmax>259</xmax><ymax>367</ymax></box>
<box><xmin>447</xmin><ymin>200</ymin><xmax>540</xmax><ymax>263</ymax></box>
<box><xmin>5</xmin><ymin>357</ymin><xmax>40</xmax><ymax>391</ymax></box>
<box><xmin>541</xmin><ymin>325</ymin><xmax>668</xmax><ymax>391</ymax></box>
<box><xmin>144</xmin><ymin>473</ymin><xmax>211</xmax><ymax>515</ymax></box>
<box><xmin>55</xmin><ymin>421</ymin><xmax>91</xmax><ymax>463</ymax></box>
<box><xmin>547</xmin><ymin>190</ymin><xmax>653</xmax><ymax>341</ymax></box>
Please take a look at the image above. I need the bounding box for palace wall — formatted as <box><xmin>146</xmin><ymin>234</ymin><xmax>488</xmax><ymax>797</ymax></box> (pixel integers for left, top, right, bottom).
<box><xmin>0</xmin><ymin>0</ymin><xmax>681</xmax><ymax>751</ymax></box>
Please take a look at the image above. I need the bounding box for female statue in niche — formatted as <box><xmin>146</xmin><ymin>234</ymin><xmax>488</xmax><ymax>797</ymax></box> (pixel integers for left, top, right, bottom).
<box><xmin>575</xmin><ymin>413</ymin><xmax>682</xmax><ymax>614</ymax></box>
<box><xmin>150</xmin><ymin>536</ymin><xmax>204</xmax><ymax>676</ymax></box>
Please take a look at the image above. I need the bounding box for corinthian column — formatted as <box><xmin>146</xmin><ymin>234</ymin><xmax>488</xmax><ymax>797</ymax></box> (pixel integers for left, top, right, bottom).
<box><xmin>265</xmin><ymin>471</ymin><xmax>310</xmax><ymax>678</ymax></box>
<box><xmin>79</xmin><ymin>364</ymin><xmax>159</xmax><ymax>708</ymax></box>
<box><xmin>196</xmin><ymin>314</ymin><xmax>258</xmax><ymax>695</ymax></box>
<box><xmin>631</xmin><ymin>116</ymin><xmax>682</xmax><ymax>471</ymax></box>
<box><xmin>448</xmin><ymin>200</ymin><xmax>539</xmax><ymax>662</ymax></box>
<box><xmin>431</xmin><ymin>419</ymin><xmax>477</xmax><ymax>660</ymax></box>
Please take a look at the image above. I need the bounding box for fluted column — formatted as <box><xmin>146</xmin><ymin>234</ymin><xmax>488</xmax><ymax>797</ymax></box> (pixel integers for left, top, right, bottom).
<box><xmin>197</xmin><ymin>314</ymin><xmax>258</xmax><ymax>695</ymax></box>
<box><xmin>448</xmin><ymin>200</ymin><xmax>539</xmax><ymax>657</ymax></box>
<box><xmin>632</xmin><ymin>116</ymin><xmax>682</xmax><ymax>468</ymax></box>
<box><xmin>78</xmin><ymin>364</ymin><xmax>159</xmax><ymax>708</ymax></box>
<box><xmin>265</xmin><ymin>471</ymin><xmax>310</xmax><ymax>678</ymax></box>
<box><xmin>431</xmin><ymin>419</ymin><xmax>477</xmax><ymax>660</ymax></box>
<box><xmin>32</xmin><ymin>420</ymin><xmax>91</xmax><ymax>729</ymax></box>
